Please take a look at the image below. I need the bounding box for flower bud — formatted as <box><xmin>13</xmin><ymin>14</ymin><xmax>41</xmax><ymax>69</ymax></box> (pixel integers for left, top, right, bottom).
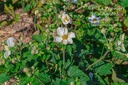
<box><xmin>23</xmin><ymin>68</ymin><xmax>29</xmax><ymax>73</ymax></box>
<box><xmin>101</xmin><ymin>28</ymin><xmax>106</xmax><ymax>34</ymax></box>
<box><xmin>70</xmin><ymin>81</ymin><xmax>74</xmax><ymax>85</ymax></box>
<box><xmin>35</xmin><ymin>10</ymin><xmax>39</xmax><ymax>15</ymax></box>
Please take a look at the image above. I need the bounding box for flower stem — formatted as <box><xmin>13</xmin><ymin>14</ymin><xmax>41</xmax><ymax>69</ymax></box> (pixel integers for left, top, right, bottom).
<box><xmin>86</xmin><ymin>50</ymin><xmax>109</xmax><ymax>71</ymax></box>
<box><xmin>63</xmin><ymin>46</ymin><xmax>65</xmax><ymax>69</ymax></box>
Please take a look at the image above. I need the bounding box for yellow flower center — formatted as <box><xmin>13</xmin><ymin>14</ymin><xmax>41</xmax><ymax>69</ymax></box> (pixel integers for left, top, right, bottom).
<box><xmin>62</xmin><ymin>35</ymin><xmax>68</xmax><ymax>40</ymax></box>
<box><xmin>64</xmin><ymin>16</ymin><xmax>69</xmax><ymax>22</ymax></box>
<box><xmin>93</xmin><ymin>19</ymin><xmax>97</xmax><ymax>23</ymax></box>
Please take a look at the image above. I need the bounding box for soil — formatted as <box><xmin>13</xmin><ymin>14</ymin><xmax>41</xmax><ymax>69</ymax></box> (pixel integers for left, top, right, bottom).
<box><xmin>0</xmin><ymin>8</ymin><xmax>34</xmax><ymax>50</ymax></box>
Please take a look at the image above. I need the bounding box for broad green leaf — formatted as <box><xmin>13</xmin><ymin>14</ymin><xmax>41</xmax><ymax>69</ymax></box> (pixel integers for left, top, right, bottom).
<box><xmin>65</xmin><ymin>59</ymin><xmax>71</xmax><ymax>69</ymax></box>
<box><xmin>0</xmin><ymin>73</ymin><xmax>10</xmax><ymax>83</ymax></box>
<box><xmin>20</xmin><ymin>77</ymin><xmax>32</xmax><ymax>85</ymax></box>
<box><xmin>37</xmin><ymin>73</ymin><xmax>51</xmax><ymax>83</ymax></box>
<box><xmin>66</xmin><ymin>45</ymin><xmax>72</xmax><ymax>56</ymax></box>
<box><xmin>111</xmin><ymin>82</ymin><xmax>128</xmax><ymax>85</ymax></box>
<box><xmin>67</xmin><ymin>66</ymin><xmax>85</xmax><ymax>78</ymax></box>
<box><xmin>95</xmin><ymin>74</ymin><xmax>106</xmax><ymax>85</ymax></box>
<box><xmin>94</xmin><ymin>62</ymin><xmax>113</xmax><ymax>75</ymax></box>
<box><xmin>118</xmin><ymin>0</ymin><xmax>128</xmax><ymax>7</ymax></box>
<box><xmin>79</xmin><ymin>76</ymin><xmax>90</xmax><ymax>84</ymax></box>
<box><xmin>32</xmin><ymin>34</ymin><xmax>43</xmax><ymax>43</ymax></box>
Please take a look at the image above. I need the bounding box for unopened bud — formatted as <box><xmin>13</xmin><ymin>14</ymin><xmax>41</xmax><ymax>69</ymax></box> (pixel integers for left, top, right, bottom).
<box><xmin>101</xmin><ymin>28</ymin><xmax>106</xmax><ymax>34</ymax></box>
<box><xmin>35</xmin><ymin>10</ymin><xmax>39</xmax><ymax>15</ymax></box>
<box><xmin>70</xmin><ymin>81</ymin><xmax>74</xmax><ymax>85</ymax></box>
<box><xmin>23</xmin><ymin>68</ymin><xmax>29</xmax><ymax>73</ymax></box>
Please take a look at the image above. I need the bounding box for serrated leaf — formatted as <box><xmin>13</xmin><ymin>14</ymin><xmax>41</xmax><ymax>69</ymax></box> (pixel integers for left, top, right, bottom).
<box><xmin>118</xmin><ymin>0</ymin><xmax>128</xmax><ymax>7</ymax></box>
<box><xmin>0</xmin><ymin>73</ymin><xmax>10</xmax><ymax>84</ymax></box>
<box><xmin>67</xmin><ymin>66</ymin><xmax>85</xmax><ymax>78</ymax></box>
<box><xmin>94</xmin><ymin>62</ymin><xmax>113</xmax><ymax>75</ymax></box>
<box><xmin>37</xmin><ymin>73</ymin><xmax>51</xmax><ymax>83</ymax></box>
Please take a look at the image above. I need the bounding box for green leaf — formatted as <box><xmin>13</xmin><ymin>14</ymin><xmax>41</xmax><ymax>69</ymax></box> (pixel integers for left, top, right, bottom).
<box><xmin>73</xmin><ymin>21</ymin><xmax>81</xmax><ymax>26</ymax></box>
<box><xmin>94</xmin><ymin>62</ymin><xmax>113</xmax><ymax>75</ymax></box>
<box><xmin>14</xmin><ymin>14</ymin><xmax>20</xmax><ymax>22</ymax></box>
<box><xmin>79</xmin><ymin>76</ymin><xmax>90</xmax><ymax>84</ymax></box>
<box><xmin>94</xmin><ymin>0</ymin><xmax>112</xmax><ymax>5</ymax></box>
<box><xmin>37</xmin><ymin>73</ymin><xmax>51</xmax><ymax>83</ymax></box>
<box><xmin>66</xmin><ymin>45</ymin><xmax>72</xmax><ymax>56</ymax></box>
<box><xmin>0</xmin><ymin>73</ymin><xmax>10</xmax><ymax>84</ymax></box>
<box><xmin>32</xmin><ymin>34</ymin><xmax>43</xmax><ymax>43</ymax></box>
<box><xmin>0</xmin><ymin>21</ymin><xmax>7</xmax><ymax>27</ymax></box>
<box><xmin>67</xmin><ymin>66</ymin><xmax>85</xmax><ymax>78</ymax></box>
<box><xmin>65</xmin><ymin>59</ymin><xmax>71</xmax><ymax>69</ymax></box>
<box><xmin>124</xmin><ymin>17</ymin><xmax>128</xmax><ymax>27</ymax></box>
<box><xmin>118</xmin><ymin>0</ymin><xmax>128</xmax><ymax>7</ymax></box>
<box><xmin>111</xmin><ymin>82</ymin><xmax>128</xmax><ymax>85</ymax></box>
<box><xmin>20</xmin><ymin>77</ymin><xmax>32</xmax><ymax>85</ymax></box>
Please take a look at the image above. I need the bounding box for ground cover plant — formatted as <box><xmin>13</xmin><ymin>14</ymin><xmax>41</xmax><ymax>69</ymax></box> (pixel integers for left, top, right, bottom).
<box><xmin>0</xmin><ymin>0</ymin><xmax>128</xmax><ymax>85</ymax></box>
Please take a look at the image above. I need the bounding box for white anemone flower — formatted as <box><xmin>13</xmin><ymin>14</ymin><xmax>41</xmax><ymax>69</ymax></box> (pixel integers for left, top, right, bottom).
<box><xmin>54</xmin><ymin>27</ymin><xmax>75</xmax><ymax>45</ymax></box>
<box><xmin>88</xmin><ymin>14</ymin><xmax>100</xmax><ymax>25</ymax></box>
<box><xmin>61</xmin><ymin>12</ymin><xmax>72</xmax><ymax>25</ymax></box>
<box><xmin>4</xmin><ymin>50</ymin><xmax>11</xmax><ymax>58</ymax></box>
<box><xmin>7</xmin><ymin>37</ymin><xmax>14</xmax><ymax>47</ymax></box>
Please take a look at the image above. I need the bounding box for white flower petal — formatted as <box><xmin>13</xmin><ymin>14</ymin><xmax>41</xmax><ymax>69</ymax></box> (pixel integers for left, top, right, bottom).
<box><xmin>4</xmin><ymin>45</ymin><xmax>9</xmax><ymax>51</ymax></box>
<box><xmin>64</xmin><ymin>27</ymin><xmax>68</xmax><ymax>35</ymax></box>
<box><xmin>121</xmin><ymin>44</ymin><xmax>126</xmax><ymax>52</ymax></box>
<box><xmin>117</xmin><ymin>41</ymin><xmax>122</xmax><ymax>46</ymax></box>
<box><xmin>62</xmin><ymin>40</ymin><xmax>68</xmax><ymax>45</ymax></box>
<box><xmin>54</xmin><ymin>36</ymin><xmax>62</xmax><ymax>42</ymax></box>
<box><xmin>92</xmin><ymin>14</ymin><xmax>96</xmax><ymax>18</ymax></box>
<box><xmin>120</xmin><ymin>34</ymin><xmax>125</xmax><ymax>41</ymax></box>
<box><xmin>7</xmin><ymin>37</ymin><xmax>14</xmax><ymax>47</ymax></box>
<box><xmin>4</xmin><ymin>50</ymin><xmax>11</xmax><ymax>58</ymax></box>
<box><xmin>68</xmin><ymin>32</ymin><xmax>75</xmax><ymax>38</ymax></box>
<box><xmin>72</xmin><ymin>0</ymin><xmax>78</xmax><ymax>3</ymax></box>
<box><xmin>61</xmin><ymin>13</ymin><xmax>71</xmax><ymax>25</ymax></box>
<box><xmin>68</xmin><ymin>38</ymin><xmax>73</xmax><ymax>44</ymax></box>
<box><xmin>88</xmin><ymin>17</ymin><xmax>93</xmax><ymax>20</ymax></box>
<box><xmin>57</xmin><ymin>27</ymin><xmax>64</xmax><ymax>36</ymax></box>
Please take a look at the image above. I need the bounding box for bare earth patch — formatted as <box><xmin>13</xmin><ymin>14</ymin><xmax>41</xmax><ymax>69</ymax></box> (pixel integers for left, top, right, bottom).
<box><xmin>0</xmin><ymin>9</ymin><xmax>34</xmax><ymax>50</ymax></box>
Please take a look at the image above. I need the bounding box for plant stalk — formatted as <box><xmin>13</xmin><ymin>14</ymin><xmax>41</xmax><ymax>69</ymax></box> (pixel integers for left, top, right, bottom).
<box><xmin>86</xmin><ymin>50</ymin><xmax>109</xmax><ymax>71</ymax></box>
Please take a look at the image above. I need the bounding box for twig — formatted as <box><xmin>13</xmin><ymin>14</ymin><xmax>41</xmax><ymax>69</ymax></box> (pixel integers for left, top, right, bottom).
<box><xmin>86</xmin><ymin>50</ymin><xmax>109</xmax><ymax>71</ymax></box>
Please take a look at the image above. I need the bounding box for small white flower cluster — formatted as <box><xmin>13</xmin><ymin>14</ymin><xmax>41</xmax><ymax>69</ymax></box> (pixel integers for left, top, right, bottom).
<box><xmin>4</xmin><ymin>37</ymin><xmax>14</xmax><ymax>58</ymax></box>
<box><xmin>115</xmin><ymin>34</ymin><xmax>126</xmax><ymax>52</ymax></box>
<box><xmin>88</xmin><ymin>14</ymin><xmax>100</xmax><ymax>26</ymax></box>
<box><xmin>54</xmin><ymin>12</ymin><xmax>75</xmax><ymax>45</ymax></box>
